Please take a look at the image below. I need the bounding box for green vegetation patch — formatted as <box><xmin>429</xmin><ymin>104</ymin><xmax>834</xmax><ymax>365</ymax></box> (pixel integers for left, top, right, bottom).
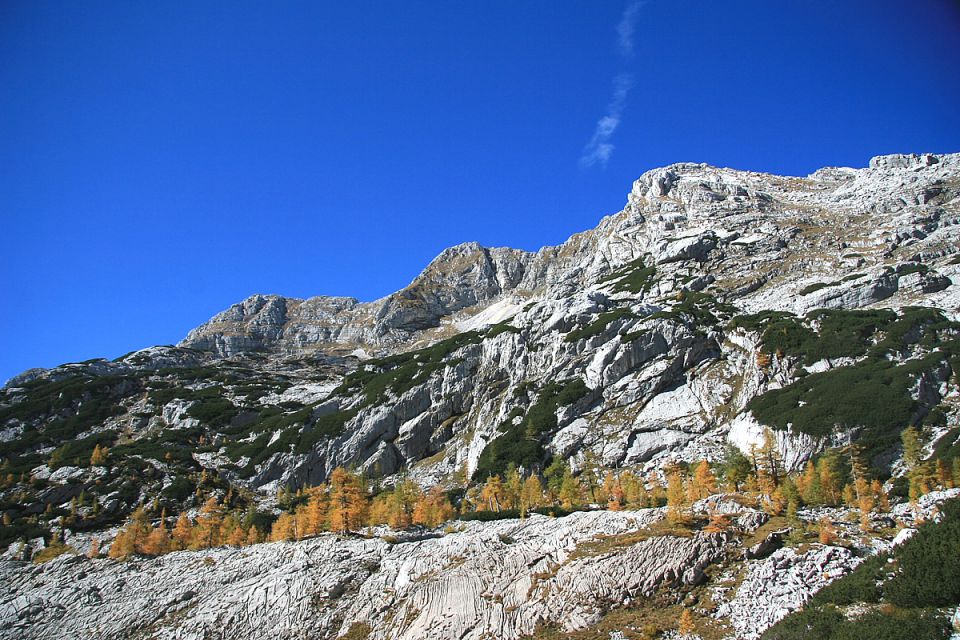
<box><xmin>473</xmin><ymin>378</ymin><xmax>590</xmax><ymax>480</ymax></box>
<box><xmin>762</xmin><ymin>498</ymin><xmax>960</xmax><ymax>640</ymax></box>
<box><xmin>336</xmin><ymin>330</ymin><xmax>484</xmax><ymax>405</ymax></box>
<box><xmin>597</xmin><ymin>257</ymin><xmax>658</xmax><ymax>294</ymax></box>
<box><xmin>743</xmin><ymin>308</ymin><xmax>960</xmax><ymax>462</ymax></box>
<box><xmin>731</xmin><ymin>307</ymin><xmax>955</xmax><ymax>365</ymax></box>
<box><xmin>565</xmin><ymin>308</ymin><xmax>636</xmax><ymax>343</ymax></box>
<box><xmin>486</xmin><ymin>321</ymin><xmax>522</xmax><ymax>339</ymax></box>
<box><xmin>799</xmin><ymin>281</ymin><xmax>840</xmax><ymax>295</ymax></box>
<box><xmin>644</xmin><ymin>291</ymin><xmax>737</xmax><ymax>329</ymax></box>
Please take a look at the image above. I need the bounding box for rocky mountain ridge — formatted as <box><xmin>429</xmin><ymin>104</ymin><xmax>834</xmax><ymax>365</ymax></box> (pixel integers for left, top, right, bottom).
<box><xmin>2</xmin><ymin>152</ymin><xmax>960</xmax><ymax>639</ymax></box>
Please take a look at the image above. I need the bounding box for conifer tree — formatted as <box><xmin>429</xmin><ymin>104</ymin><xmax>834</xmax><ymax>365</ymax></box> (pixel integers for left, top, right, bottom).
<box><xmin>799</xmin><ymin>460</ymin><xmax>822</xmax><ymax>505</ymax></box>
<box><xmin>462</xmin><ymin>486</ymin><xmax>483</xmax><ymax>514</ymax></box>
<box><xmin>90</xmin><ymin>444</ymin><xmax>109</xmax><ymax>467</ymax></box>
<box><xmin>109</xmin><ymin>507</ymin><xmax>151</xmax><ymax>558</ymax></box>
<box><xmin>665</xmin><ymin>466</ymin><xmax>688</xmax><ymax>525</ymax></box>
<box><xmin>678</xmin><ymin>608</ymin><xmax>695</xmax><ymax>636</ymax></box>
<box><xmin>413</xmin><ymin>486</ymin><xmax>455</xmax><ymax>528</ymax></box>
<box><xmin>246</xmin><ymin>526</ymin><xmax>261</xmax><ymax>545</ymax></box>
<box><xmin>901</xmin><ymin>425</ymin><xmax>934</xmax><ymax>502</ymax></box>
<box><xmin>543</xmin><ymin>458</ymin><xmax>567</xmax><ymax>504</ymax></box>
<box><xmin>722</xmin><ymin>445</ymin><xmax>753</xmax><ymax>492</ymax></box>
<box><xmin>704</xmin><ymin>509</ymin><xmax>731</xmax><ymax>533</ymax></box>
<box><xmin>172</xmin><ymin>512</ymin><xmax>193</xmax><ymax>550</ymax></box>
<box><xmin>480</xmin><ymin>475</ymin><xmax>505</xmax><ymax>512</ymax></box>
<box><xmin>871</xmin><ymin>479</ymin><xmax>890</xmax><ymax>512</ymax></box>
<box><xmin>936</xmin><ymin>459</ymin><xmax>952</xmax><ymax>489</ymax></box>
<box><xmin>818</xmin><ymin>517</ymin><xmax>837</xmax><ymax>545</ymax></box>
<box><xmin>817</xmin><ymin>451</ymin><xmax>842</xmax><ymax>505</ymax></box>
<box><xmin>227</xmin><ymin>523</ymin><xmax>247</xmax><ymax>546</ymax></box>
<box><xmin>580</xmin><ymin>451</ymin><xmax>601</xmax><ymax>503</ymax></box>
<box><xmin>558</xmin><ymin>467</ymin><xmax>580</xmax><ymax>509</ymax></box>
<box><xmin>304</xmin><ymin>484</ymin><xmax>329</xmax><ymax>536</ymax></box>
<box><xmin>503</xmin><ymin>466</ymin><xmax>523</xmax><ymax>511</ymax></box>
<box><xmin>143</xmin><ymin>514</ymin><xmax>171</xmax><ymax>556</ymax></box>
<box><xmin>603</xmin><ymin>471</ymin><xmax>624</xmax><ymax>511</ymax></box>
<box><xmin>192</xmin><ymin>497</ymin><xmax>224</xmax><ymax>550</ymax></box>
<box><xmin>270</xmin><ymin>512</ymin><xmax>295</xmax><ymax>542</ymax></box>
<box><xmin>519</xmin><ymin>474</ymin><xmax>544</xmax><ymax>518</ymax></box>
<box><xmin>327</xmin><ymin>467</ymin><xmax>367</xmax><ymax>534</ymax></box>
<box><xmin>620</xmin><ymin>471</ymin><xmax>648</xmax><ymax>509</ymax></box>
<box><xmin>690</xmin><ymin>460</ymin><xmax>717</xmax><ymax>501</ymax></box>
<box><xmin>388</xmin><ymin>479</ymin><xmax>422</xmax><ymax>529</ymax></box>
<box><xmin>754</xmin><ymin>430</ymin><xmax>783</xmax><ymax>497</ymax></box>
<box><xmin>648</xmin><ymin>474</ymin><xmax>666</xmax><ymax>506</ymax></box>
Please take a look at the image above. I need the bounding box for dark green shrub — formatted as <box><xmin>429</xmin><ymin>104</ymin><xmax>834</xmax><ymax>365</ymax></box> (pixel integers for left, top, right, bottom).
<box><xmin>474</xmin><ymin>378</ymin><xmax>590</xmax><ymax>480</ymax></box>
<box><xmin>565</xmin><ymin>308</ymin><xmax>636</xmax><ymax>343</ymax></box>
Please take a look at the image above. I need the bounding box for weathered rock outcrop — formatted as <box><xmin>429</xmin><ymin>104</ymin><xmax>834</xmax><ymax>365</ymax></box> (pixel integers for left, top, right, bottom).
<box><xmin>3</xmin><ymin>154</ymin><xmax>960</xmax><ymax>639</ymax></box>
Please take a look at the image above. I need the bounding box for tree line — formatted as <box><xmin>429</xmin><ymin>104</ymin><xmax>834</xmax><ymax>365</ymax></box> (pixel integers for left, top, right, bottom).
<box><xmin>102</xmin><ymin>426</ymin><xmax>960</xmax><ymax>559</ymax></box>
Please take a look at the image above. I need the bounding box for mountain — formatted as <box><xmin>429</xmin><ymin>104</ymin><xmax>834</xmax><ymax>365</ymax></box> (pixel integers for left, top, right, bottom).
<box><xmin>2</xmin><ymin>153</ymin><xmax>960</xmax><ymax>639</ymax></box>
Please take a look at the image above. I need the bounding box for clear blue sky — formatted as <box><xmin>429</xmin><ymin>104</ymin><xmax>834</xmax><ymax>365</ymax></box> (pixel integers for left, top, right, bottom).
<box><xmin>2</xmin><ymin>1</ymin><xmax>959</xmax><ymax>383</ymax></box>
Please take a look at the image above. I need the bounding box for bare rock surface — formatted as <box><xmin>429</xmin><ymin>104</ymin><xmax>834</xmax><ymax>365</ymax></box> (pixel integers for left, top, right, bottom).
<box><xmin>0</xmin><ymin>508</ymin><xmax>739</xmax><ymax>640</ymax></box>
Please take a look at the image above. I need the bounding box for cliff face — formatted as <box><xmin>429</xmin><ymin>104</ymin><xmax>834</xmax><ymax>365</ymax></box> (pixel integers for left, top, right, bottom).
<box><xmin>179</xmin><ymin>152</ymin><xmax>960</xmax><ymax>356</ymax></box>
<box><xmin>2</xmin><ymin>153</ymin><xmax>960</xmax><ymax>639</ymax></box>
<box><xmin>164</xmin><ymin>153</ymin><xmax>960</xmax><ymax>489</ymax></box>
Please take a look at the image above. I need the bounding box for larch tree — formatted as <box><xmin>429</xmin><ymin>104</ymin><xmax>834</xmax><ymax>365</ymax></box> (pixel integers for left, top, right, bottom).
<box><xmin>602</xmin><ymin>471</ymin><xmax>624</xmax><ymax>511</ymax></box>
<box><xmin>665</xmin><ymin>466</ymin><xmax>689</xmax><ymax>525</ymax></box>
<box><xmin>519</xmin><ymin>474</ymin><xmax>544</xmax><ymax>518</ymax></box>
<box><xmin>503</xmin><ymin>466</ymin><xmax>523</xmax><ymax>511</ymax></box>
<box><xmin>580</xmin><ymin>451</ymin><xmax>601</xmax><ymax>503</ymax></box>
<box><xmin>270</xmin><ymin>512</ymin><xmax>295</xmax><ymax>542</ymax></box>
<box><xmin>171</xmin><ymin>512</ymin><xmax>193</xmax><ymax>550</ymax></box>
<box><xmin>412</xmin><ymin>486</ymin><xmax>455</xmax><ymax>528</ymax></box>
<box><xmin>817</xmin><ymin>451</ymin><xmax>843</xmax><ymax>506</ymax></box>
<box><xmin>902</xmin><ymin>425</ymin><xmax>933</xmax><ymax>502</ymax></box>
<box><xmin>620</xmin><ymin>471</ymin><xmax>648</xmax><ymax>509</ymax></box>
<box><xmin>327</xmin><ymin>467</ymin><xmax>367</xmax><ymax>534</ymax></box>
<box><xmin>558</xmin><ymin>467</ymin><xmax>581</xmax><ymax>510</ymax></box>
<box><xmin>142</xmin><ymin>510</ymin><xmax>171</xmax><ymax>556</ymax></box>
<box><xmin>678</xmin><ymin>608</ymin><xmax>695</xmax><ymax>636</ymax></box>
<box><xmin>89</xmin><ymin>444</ymin><xmax>109</xmax><ymax>467</ymax></box>
<box><xmin>480</xmin><ymin>475</ymin><xmax>505</xmax><ymax>512</ymax></box>
<box><xmin>109</xmin><ymin>507</ymin><xmax>151</xmax><ymax>558</ymax></box>
<box><xmin>192</xmin><ymin>497</ymin><xmax>225</xmax><ymax>550</ymax></box>
<box><xmin>690</xmin><ymin>460</ymin><xmax>718</xmax><ymax>501</ymax></box>
<box><xmin>308</xmin><ymin>484</ymin><xmax>330</xmax><ymax>533</ymax></box>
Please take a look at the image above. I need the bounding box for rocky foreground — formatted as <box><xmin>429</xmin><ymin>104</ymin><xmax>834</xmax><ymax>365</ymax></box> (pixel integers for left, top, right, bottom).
<box><xmin>4</xmin><ymin>491</ymin><xmax>957</xmax><ymax>640</ymax></box>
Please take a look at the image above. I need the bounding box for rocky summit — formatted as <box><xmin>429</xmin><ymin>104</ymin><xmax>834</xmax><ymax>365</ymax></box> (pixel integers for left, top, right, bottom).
<box><xmin>2</xmin><ymin>153</ymin><xmax>960</xmax><ymax>640</ymax></box>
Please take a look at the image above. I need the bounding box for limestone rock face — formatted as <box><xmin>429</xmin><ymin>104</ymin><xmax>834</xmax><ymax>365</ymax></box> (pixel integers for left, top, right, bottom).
<box><xmin>3</xmin><ymin>153</ymin><xmax>960</xmax><ymax>639</ymax></box>
<box><xmin>180</xmin><ymin>153</ymin><xmax>960</xmax><ymax>358</ymax></box>
<box><xmin>0</xmin><ymin>508</ymin><xmax>735</xmax><ymax>640</ymax></box>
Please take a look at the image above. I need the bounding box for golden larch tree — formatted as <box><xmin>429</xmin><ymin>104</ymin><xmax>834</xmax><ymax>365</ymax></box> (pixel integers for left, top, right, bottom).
<box><xmin>327</xmin><ymin>467</ymin><xmax>367</xmax><ymax>534</ymax></box>
<box><xmin>519</xmin><ymin>474</ymin><xmax>544</xmax><ymax>518</ymax></box>
<box><xmin>171</xmin><ymin>512</ymin><xmax>193</xmax><ymax>550</ymax></box>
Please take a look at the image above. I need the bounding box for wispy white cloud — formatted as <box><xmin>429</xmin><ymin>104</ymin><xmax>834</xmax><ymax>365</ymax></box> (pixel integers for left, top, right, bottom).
<box><xmin>616</xmin><ymin>0</ymin><xmax>644</xmax><ymax>57</ymax></box>
<box><xmin>580</xmin><ymin>73</ymin><xmax>633</xmax><ymax>169</ymax></box>
<box><xmin>580</xmin><ymin>2</ymin><xmax>644</xmax><ymax>169</ymax></box>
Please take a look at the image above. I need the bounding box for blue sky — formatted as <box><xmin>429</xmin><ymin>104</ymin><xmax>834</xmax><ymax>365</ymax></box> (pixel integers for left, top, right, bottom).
<box><xmin>2</xmin><ymin>1</ymin><xmax>959</xmax><ymax>383</ymax></box>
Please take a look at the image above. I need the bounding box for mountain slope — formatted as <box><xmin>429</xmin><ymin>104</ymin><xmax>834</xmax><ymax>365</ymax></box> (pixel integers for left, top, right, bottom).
<box><xmin>2</xmin><ymin>153</ymin><xmax>960</xmax><ymax>638</ymax></box>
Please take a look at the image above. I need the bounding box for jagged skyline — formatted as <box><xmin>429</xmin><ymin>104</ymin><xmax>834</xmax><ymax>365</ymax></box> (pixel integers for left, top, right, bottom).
<box><xmin>2</xmin><ymin>1</ymin><xmax>959</xmax><ymax>383</ymax></box>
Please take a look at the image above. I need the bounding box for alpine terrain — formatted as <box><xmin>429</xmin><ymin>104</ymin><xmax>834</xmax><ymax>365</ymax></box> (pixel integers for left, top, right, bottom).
<box><xmin>3</xmin><ymin>153</ymin><xmax>960</xmax><ymax>640</ymax></box>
